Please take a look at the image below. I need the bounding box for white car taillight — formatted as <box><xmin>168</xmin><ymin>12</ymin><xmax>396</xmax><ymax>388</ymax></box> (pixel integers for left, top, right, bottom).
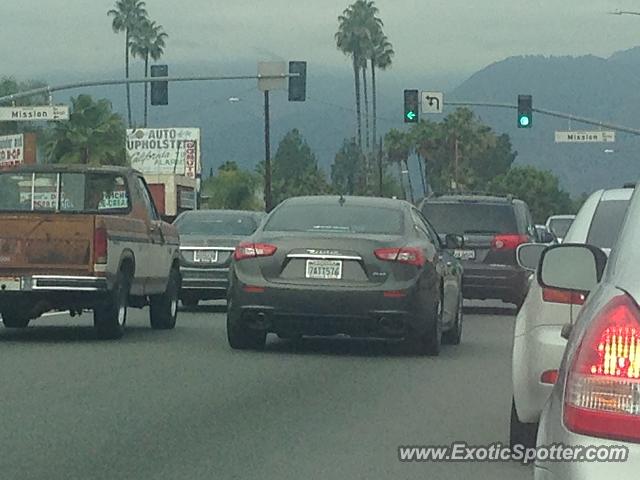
<box><xmin>563</xmin><ymin>294</ymin><xmax>640</xmax><ymax>443</ymax></box>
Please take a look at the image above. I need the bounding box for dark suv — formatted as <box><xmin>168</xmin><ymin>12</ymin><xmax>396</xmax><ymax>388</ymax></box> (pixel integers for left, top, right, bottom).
<box><xmin>418</xmin><ymin>194</ymin><xmax>535</xmax><ymax>307</ymax></box>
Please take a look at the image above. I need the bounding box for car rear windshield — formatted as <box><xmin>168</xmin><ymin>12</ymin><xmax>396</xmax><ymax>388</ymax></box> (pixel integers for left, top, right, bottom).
<box><xmin>421</xmin><ymin>202</ymin><xmax>518</xmax><ymax>235</ymax></box>
<box><xmin>0</xmin><ymin>171</ymin><xmax>129</xmax><ymax>213</ymax></box>
<box><xmin>586</xmin><ymin>200</ymin><xmax>629</xmax><ymax>249</ymax></box>
<box><xmin>548</xmin><ymin>218</ymin><xmax>573</xmax><ymax>237</ymax></box>
<box><xmin>264</xmin><ymin>204</ymin><xmax>404</xmax><ymax>235</ymax></box>
<box><xmin>175</xmin><ymin>213</ymin><xmax>259</xmax><ymax>236</ymax></box>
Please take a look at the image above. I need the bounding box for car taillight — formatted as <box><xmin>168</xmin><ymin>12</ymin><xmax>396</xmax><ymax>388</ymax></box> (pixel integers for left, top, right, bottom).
<box><xmin>563</xmin><ymin>294</ymin><xmax>640</xmax><ymax>443</ymax></box>
<box><xmin>233</xmin><ymin>242</ymin><xmax>277</xmax><ymax>261</ymax></box>
<box><xmin>491</xmin><ymin>234</ymin><xmax>529</xmax><ymax>251</ymax></box>
<box><xmin>542</xmin><ymin>287</ymin><xmax>586</xmax><ymax>305</ymax></box>
<box><xmin>94</xmin><ymin>227</ymin><xmax>108</xmax><ymax>264</ymax></box>
<box><xmin>374</xmin><ymin>247</ymin><xmax>426</xmax><ymax>267</ymax></box>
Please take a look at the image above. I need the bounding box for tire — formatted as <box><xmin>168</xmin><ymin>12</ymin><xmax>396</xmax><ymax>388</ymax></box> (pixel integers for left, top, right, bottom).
<box><xmin>93</xmin><ymin>270</ymin><xmax>130</xmax><ymax>340</ymax></box>
<box><xmin>1</xmin><ymin>311</ymin><xmax>30</xmax><ymax>329</ymax></box>
<box><xmin>411</xmin><ymin>300</ymin><xmax>442</xmax><ymax>356</ymax></box>
<box><xmin>227</xmin><ymin>313</ymin><xmax>266</xmax><ymax>350</ymax></box>
<box><xmin>510</xmin><ymin>398</ymin><xmax>538</xmax><ymax>449</ymax></box>
<box><xmin>442</xmin><ymin>294</ymin><xmax>463</xmax><ymax>345</ymax></box>
<box><xmin>150</xmin><ymin>268</ymin><xmax>180</xmax><ymax>330</ymax></box>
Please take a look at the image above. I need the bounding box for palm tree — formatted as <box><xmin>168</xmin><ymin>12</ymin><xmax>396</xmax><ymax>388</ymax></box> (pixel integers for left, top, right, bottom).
<box><xmin>108</xmin><ymin>0</ymin><xmax>148</xmax><ymax>127</ymax></box>
<box><xmin>384</xmin><ymin>129</ymin><xmax>411</xmax><ymax>200</ymax></box>
<box><xmin>46</xmin><ymin>95</ymin><xmax>127</xmax><ymax>166</ymax></box>
<box><xmin>336</xmin><ymin>8</ymin><xmax>365</xmax><ymax>148</ymax></box>
<box><xmin>131</xmin><ymin>19</ymin><xmax>168</xmax><ymax>127</ymax></box>
<box><xmin>370</xmin><ymin>30</ymin><xmax>393</xmax><ymax>154</ymax></box>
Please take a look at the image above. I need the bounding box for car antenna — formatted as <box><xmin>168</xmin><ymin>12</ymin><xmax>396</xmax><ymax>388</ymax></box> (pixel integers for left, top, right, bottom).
<box><xmin>338</xmin><ymin>193</ymin><xmax>346</xmax><ymax>206</ymax></box>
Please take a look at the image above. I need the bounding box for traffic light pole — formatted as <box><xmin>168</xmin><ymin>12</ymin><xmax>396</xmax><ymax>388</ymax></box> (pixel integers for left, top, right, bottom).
<box><xmin>264</xmin><ymin>90</ymin><xmax>273</xmax><ymax>212</ymax></box>
<box><xmin>0</xmin><ymin>74</ymin><xmax>300</xmax><ymax>105</ymax></box>
<box><xmin>445</xmin><ymin>101</ymin><xmax>640</xmax><ymax>136</ymax></box>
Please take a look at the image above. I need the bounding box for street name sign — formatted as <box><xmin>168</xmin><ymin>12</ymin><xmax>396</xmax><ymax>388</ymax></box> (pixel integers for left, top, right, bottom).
<box><xmin>555</xmin><ymin>131</ymin><xmax>615</xmax><ymax>143</ymax></box>
<box><xmin>0</xmin><ymin>106</ymin><xmax>69</xmax><ymax>121</ymax></box>
<box><xmin>421</xmin><ymin>91</ymin><xmax>444</xmax><ymax>114</ymax></box>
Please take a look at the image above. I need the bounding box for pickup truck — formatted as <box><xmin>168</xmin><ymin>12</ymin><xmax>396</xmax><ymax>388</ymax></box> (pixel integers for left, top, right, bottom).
<box><xmin>0</xmin><ymin>165</ymin><xmax>181</xmax><ymax>339</ymax></box>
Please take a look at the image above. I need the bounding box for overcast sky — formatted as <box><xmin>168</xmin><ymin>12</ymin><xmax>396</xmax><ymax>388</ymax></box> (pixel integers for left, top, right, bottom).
<box><xmin>4</xmin><ymin>0</ymin><xmax>640</xmax><ymax>80</ymax></box>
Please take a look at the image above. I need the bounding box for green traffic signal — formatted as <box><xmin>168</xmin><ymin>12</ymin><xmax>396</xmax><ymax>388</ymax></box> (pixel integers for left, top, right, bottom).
<box><xmin>404</xmin><ymin>89</ymin><xmax>419</xmax><ymax>123</ymax></box>
<box><xmin>517</xmin><ymin>94</ymin><xmax>532</xmax><ymax>128</ymax></box>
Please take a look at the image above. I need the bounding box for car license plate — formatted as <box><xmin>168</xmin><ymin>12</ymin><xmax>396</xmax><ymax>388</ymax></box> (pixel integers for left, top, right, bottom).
<box><xmin>305</xmin><ymin>259</ymin><xmax>342</xmax><ymax>280</ymax></box>
<box><xmin>453</xmin><ymin>249</ymin><xmax>476</xmax><ymax>260</ymax></box>
<box><xmin>0</xmin><ymin>277</ymin><xmax>21</xmax><ymax>291</ymax></box>
<box><xmin>193</xmin><ymin>250</ymin><xmax>218</xmax><ymax>263</ymax></box>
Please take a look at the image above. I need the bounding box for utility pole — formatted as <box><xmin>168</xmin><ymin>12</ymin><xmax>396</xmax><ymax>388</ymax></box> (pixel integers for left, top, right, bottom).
<box><xmin>454</xmin><ymin>139</ymin><xmax>460</xmax><ymax>192</ymax></box>
<box><xmin>264</xmin><ymin>90</ymin><xmax>272</xmax><ymax>212</ymax></box>
<box><xmin>378</xmin><ymin>137</ymin><xmax>384</xmax><ymax>197</ymax></box>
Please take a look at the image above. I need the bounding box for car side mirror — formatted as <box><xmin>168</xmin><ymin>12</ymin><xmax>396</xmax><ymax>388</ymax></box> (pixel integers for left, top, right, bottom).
<box><xmin>561</xmin><ymin>323</ymin><xmax>573</xmax><ymax>340</ymax></box>
<box><xmin>445</xmin><ymin>233</ymin><xmax>464</xmax><ymax>249</ymax></box>
<box><xmin>537</xmin><ymin>244</ymin><xmax>608</xmax><ymax>293</ymax></box>
<box><xmin>517</xmin><ymin>243</ymin><xmax>547</xmax><ymax>271</ymax></box>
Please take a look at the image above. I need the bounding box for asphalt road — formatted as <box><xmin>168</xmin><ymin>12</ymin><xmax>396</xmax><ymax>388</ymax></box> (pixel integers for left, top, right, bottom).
<box><xmin>0</xmin><ymin>302</ymin><xmax>532</xmax><ymax>480</ymax></box>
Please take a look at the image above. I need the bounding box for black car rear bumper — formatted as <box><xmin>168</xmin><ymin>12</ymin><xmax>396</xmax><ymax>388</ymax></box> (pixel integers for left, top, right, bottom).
<box><xmin>228</xmin><ymin>280</ymin><xmax>434</xmax><ymax>338</ymax></box>
<box><xmin>461</xmin><ymin>263</ymin><xmax>529</xmax><ymax>305</ymax></box>
<box><xmin>179</xmin><ymin>266</ymin><xmax>229</xmax><ymax>300</ymax></box>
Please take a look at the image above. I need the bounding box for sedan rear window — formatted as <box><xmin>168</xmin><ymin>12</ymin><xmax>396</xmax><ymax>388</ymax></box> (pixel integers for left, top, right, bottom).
<box><xmin>421</xmin><ymin>202</ymin><xmax>517</xmax><ymax>234</ymax></box>
<box><xmin>586</xmin><ymin>200</ymin><xmax>629</xmax><ymax>249</ymax></box>
<box><xmin>264</xmin><ymin>204</ymin><xmax>404</xmax><ymax>235</ymax></box>
<box><xmin>175</xmin><ymin>213</ymin><xmax>258</xmax><ymax>236</ymax></box>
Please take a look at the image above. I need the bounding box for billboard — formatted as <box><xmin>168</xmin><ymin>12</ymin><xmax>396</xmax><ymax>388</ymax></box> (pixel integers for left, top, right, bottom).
<box><xmin>0</xmin><ymin>134</ymin><xmax>26</xmax><ymax>168</ymax></box>
<box><xmin>126</xmin><ymin>128</ymin><xmax>201</xmax><ymax>178</ymax></box>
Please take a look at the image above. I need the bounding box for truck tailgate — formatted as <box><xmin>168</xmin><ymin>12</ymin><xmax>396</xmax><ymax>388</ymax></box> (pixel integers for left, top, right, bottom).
<box><xmin>0</xmin><ymin>214</ymin><xmax>94</xmax><ymax>275</ymax></box>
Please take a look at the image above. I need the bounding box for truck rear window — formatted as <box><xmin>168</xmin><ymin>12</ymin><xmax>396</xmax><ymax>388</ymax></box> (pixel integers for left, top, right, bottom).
<box><xmin>0</xmin><ymin>172</ymin><xmax>130</xmax><ymax>213</ymax></box>
<box><xmin>421</xmin><ymin>202</ymin><xmax>518</xmax><ymax>235</ymax></box>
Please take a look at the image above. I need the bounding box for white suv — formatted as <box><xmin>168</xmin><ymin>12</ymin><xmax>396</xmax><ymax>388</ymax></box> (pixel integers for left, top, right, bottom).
<box><xmin>510</xmin><ymin>187</ymin><xmax>632</xmax><ymax>447</ymax></box>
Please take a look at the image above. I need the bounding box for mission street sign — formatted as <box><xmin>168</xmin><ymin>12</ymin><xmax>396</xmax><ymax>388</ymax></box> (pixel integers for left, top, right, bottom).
<box><xmin>555</xmin><ymin>130</ymin><xmax>615</xmax><ymax>143</ymax></box>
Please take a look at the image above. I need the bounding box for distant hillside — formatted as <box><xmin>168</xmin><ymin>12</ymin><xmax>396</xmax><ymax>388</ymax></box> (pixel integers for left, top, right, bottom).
<box><xmin>448</xmin><ymin>49</ymin><xmax>640</xmax><ymax>195</ymax></box>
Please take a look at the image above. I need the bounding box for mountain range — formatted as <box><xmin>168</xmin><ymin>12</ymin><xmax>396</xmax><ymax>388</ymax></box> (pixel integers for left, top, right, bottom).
<box><xmin>48</xmin><ymin>46</ymin><xmax>640</xmax><ymax>196</ymax></box>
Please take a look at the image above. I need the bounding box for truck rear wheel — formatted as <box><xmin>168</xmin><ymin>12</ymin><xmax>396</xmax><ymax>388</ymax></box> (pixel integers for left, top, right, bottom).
<box><xmin>150</xmin><ymin>267</ymin><xmax>179</xmax><ymax>330</ymax></box>
<box><xmin>1</xmin><ymin>311</ymin><xmax>30</xmax><ymax>329</ymax></box>
<box><xmin>94</xmin><ymin>271</ymin><xmax>130</xmax><ymax>340</ymax></box>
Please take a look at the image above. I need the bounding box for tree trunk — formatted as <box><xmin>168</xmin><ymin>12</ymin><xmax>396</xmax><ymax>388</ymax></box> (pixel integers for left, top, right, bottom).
<box><xmin>362</xmin><ymin>65</ymin><xmax>370</xmax><ymax>153</ymax></box>
<box><xmin>352</xmin><ymin>57</ymin><xmax>362</xmax><ymax>147</ymax></box>
<box><xmin>397</xmin><ymin>161</ymin><xmax>406</xmax><ymax>200</ymax></box>
<box><xmin>125</xmin><ymin>29</ymin><xmax>132</xmax><ymax>127</ymax></box>
<box><xmin>144</xmin><ymin>53</ymin><xmax>149</xmax><ymax>127</ymax></box>
<box><xmin>371</xmin><ymin>59</ymin><xmax>377</xmax><ymax>159</ymax></box>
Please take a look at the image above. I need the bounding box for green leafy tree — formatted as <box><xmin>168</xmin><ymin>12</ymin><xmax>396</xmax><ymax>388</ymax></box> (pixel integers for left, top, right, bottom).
<box><xmin>410</xmin><ymin>108</ymin><xmax>516</xmax><ymax>192</ymax></box>
<box><xmin>108</xmin><ymin>0</ymin><xmax>148</xmax><ymax>126</ymax></box>
<box><xmin>271</xmin><ymin>129</ymin><xmax>330</xmax><ymax>205</ymax></box>
<box><xmin>130</xmin><ymin>19</ymin><xmax>168</xmax><ymax>127</ymax></box>
<box><xmin>331</xmin><ymin>138</ymin><xmax>368</xmax><ymax>195</ymax></box>
<box><xmin>201</xmin><ymin>161</ymin><xmax>261</xmax><ymax>210</ymax></box>
<box><xmin>487</xmin><ymin>166</ymin><xmax>574</xmax><ymax>223</ymax></box>
<box><xmin>45</xmin><ymin>95</ymin><xmax>127</xmax><ymax>166</ymax></box>
<box><xmin>384</xmin><ymin>128</ymin><xmax>412</xmax><ymax>200</ymax></box>
<box><xmin>0</xmin><ymin>77</ymin><xmax>48</xmax><ymax>135</ymax></box>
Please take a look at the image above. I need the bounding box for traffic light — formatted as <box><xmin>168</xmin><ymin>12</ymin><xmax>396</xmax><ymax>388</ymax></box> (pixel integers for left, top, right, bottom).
<box><xmin>288</xmin><ymin>61</ymin><xmax>307</xmax><ymax>102</ymax></box>
<box><xmin>150</xmin><ymin>64</ymin><xmax>168</xmax><ymax>106</ymax></box>
<box><xmin>517</xmin><ymin>94</ymin><xmax>532</xmax><ymax>128</ymax></box>
<box><xmin>404</xmin><ymin>89</ymin><xmax>419</xmax><ymax>123</ymax></box>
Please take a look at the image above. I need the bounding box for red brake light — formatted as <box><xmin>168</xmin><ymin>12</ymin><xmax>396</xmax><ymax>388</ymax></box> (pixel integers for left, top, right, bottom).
<box><xmin>94</xmin><ymin>227</ymin><xmax>108</xmax><ymax>264</ymax></box>
<box><xmin>542</xmin><ymin>287</ymin><xmax>586</xmax><ymax>305</ymax></box>
<box><xmin>491</xmin><ymin>234</ymin><xmax>529</xmax><ymax>251</ymax></box>
<box><xmin>563</xmin><ymin>294</ymin><xmax>640</xmax><ymax>442</ymax></box>
<box><xmin>234</xmin><ymin>242</ymin><xmax>277</xmax><ymax>261</ymax></box>
<box><xmin>374</xmin><ymin>247</ymin><xmax>426</xmax><ymax>267</ymax></box>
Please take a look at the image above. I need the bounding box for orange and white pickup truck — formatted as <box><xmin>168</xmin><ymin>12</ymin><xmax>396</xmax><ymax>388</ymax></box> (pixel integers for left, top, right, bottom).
<box><xmin>0</xmin><ymin>165</ymin><xmax>181</xmax><ymax>339</ymax></box>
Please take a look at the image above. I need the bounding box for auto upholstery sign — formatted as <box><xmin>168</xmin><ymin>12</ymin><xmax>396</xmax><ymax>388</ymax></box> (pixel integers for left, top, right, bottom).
<box><xmin>126</xmin><ymin>128</ymin><xmax>201</xmax><ymax>178</ymax></box>
<box><xmin>0</xmin><ymin>134</ymin><xmax>25</xmax><ymax>168</ymax></box>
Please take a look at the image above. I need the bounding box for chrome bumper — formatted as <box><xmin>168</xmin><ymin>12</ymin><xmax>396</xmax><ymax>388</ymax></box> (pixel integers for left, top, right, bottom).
<box><xmin>0</xmin><ymin>275</ymin><xmax>109</xmax><ymax>292</ymax></box>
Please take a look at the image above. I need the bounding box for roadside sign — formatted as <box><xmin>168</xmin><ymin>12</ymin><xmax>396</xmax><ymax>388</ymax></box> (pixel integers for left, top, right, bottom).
<box><xmin>258</xmin><ymin>62</ymin><xmax>287</xmax><ymax>92</ymax></box>
<box><xmin>421</xmin><ymin>91</ymin><xmax>444</xmax><ymax>114</ymax></box>
<box><xmin>0</xmin><ymin>105</ymin><xmax>69</xmax><ymax>121</ymax></box>
<box><xmin>555</xmin><ymin>131</ymin><xmax>615</xmax><ymax>143</ymax></box>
